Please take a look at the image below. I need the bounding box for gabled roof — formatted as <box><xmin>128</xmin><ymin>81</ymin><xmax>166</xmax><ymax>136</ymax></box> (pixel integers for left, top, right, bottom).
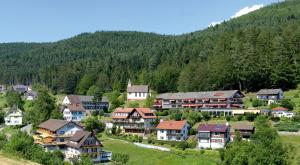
<box><xmin>66</xmin><ymin>95</ymin><xmax>109</xmax><ymax>104</ymax></box>
<box><xmin>272</xmin><ymin>107</ymin><xmax>288</xmax><ymax>111</ymax></box>
<box><xmin>156</xmin><ymin>120</ymin><xmax>187</xmax><ymax>130</ymax></box>
<box><xmin>112</xmin><ymin>107</ymin><xmax>156</xmax><ymax>119</ymax></box>
<box><xmin>198</xmin><ymin>124</ymin><xmax>228</xmax><ymax>132</ymax></box>
<box><xmin>66</xmin><ymin>104</ymin><xmax>86</xmax><ymax>112</ymax></box>
<box><xmin>67</xmin><ymin>130</ymin><xmax>103</xmax><ymax>148</ymax></box>
<box><xmin>257</xmin><ymin>89</ymin><xmax>283</xmax><ymax>95</ymax></box>
<box><xmin>127</xmin><ymin>85</ymin><xmax>149</xmax><ymax>93</ymax></box>
<box><xmin>38</xmin><ymin>119</ymin><xmax>83</xmax><ymax>132</ymax></box>
<box><xmin>231</xmin><ymin>122</ymin><xmax>254</xmax><ymax>132</ymax></box>
<box><xmin>5</xmin><ymin>106</ymin><xmax>22</xmax><ymax>117</ymax></box>
<box><xmin>156</xmin><ymin>90</ymin><xmax>244</xmax><ymax>100</ymax></box>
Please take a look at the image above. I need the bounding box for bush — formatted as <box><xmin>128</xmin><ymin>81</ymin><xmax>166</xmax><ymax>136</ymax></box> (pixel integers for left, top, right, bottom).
<box><xmin>112</xmin><ymin>153</ymin><xmax>129</xmax><ymax>164</ymax></box>
<box><xmin>252</xmin><ymin>99</ymin><xmax>263</xmax><ymax>107</ymax></box>
<box><xmin>156</xmin><ymin>110</ymin><xmax>169</xmax><ymax>116</ymax></box>
<box><xmin>274</xmin><ymin>121</ymin><xmax>300</xmax><ymax>132</ymax></box>
<box><xmin>188</xmin><ymin>128</ymin><xmax>197</xmax><ymax>135</ymax></box>
<box><xmin>280</xmin><ymin>98</ymin><xmax>295</xmax><ymax>110</ymax></box>
<box><xmin>245</xmin><ymin>113</ymin><xmax>257</xmax><ymax>122</ymax></box>
<box><xmin>176</xmin><ymin>141</ymin><xmax>189</xmax><ymax>150</ymax></box>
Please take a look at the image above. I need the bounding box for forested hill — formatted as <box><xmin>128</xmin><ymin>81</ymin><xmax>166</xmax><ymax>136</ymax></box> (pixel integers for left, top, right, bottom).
<box><xmin>0</xmin><ymin>0</ymin><xmax>300</xmax><ymax>94</ymax></box>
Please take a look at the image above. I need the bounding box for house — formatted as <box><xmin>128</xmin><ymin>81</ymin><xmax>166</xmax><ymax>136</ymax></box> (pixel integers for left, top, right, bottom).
<box><xmin>197</xmin><ymin>123</ymin><xmax>230</xmax><ymax>149</ymax></box>
<box><xmin>256</xmin><ymin>89</ymin><xmax>284</xmax><ymax>105</ymax></box>
<box><xmin>13</xmin><ymin>85</ymin><xmax>28</xmax><ymax>93</ymax></box>
<box><xmin>230</xmin><ymin>122</ymin><xmax>255</xmax><ymax>141</ymax></box>
<box><xmin>156</xmin><ymin>120</ymin><xmax>190</xmax><ymax>141</ymax></box>
<box><xmin>63</xmin><ymin>95</ymin><xmax>109</xmax><ymax>111</ymax></box>
<box><xmin>4</xmin><ymin>106</ymin><xmax>23</xmax><ymax>126</ymax></box>
<box><xmin>0</xmin><ymin>85</ymin><xmax>5</xmax><ymax>93</ymax></box>
<box><xmin>33</xmin><ymin>119</ymin><xmax>84</xmax><ymax>151</ymax></box>
<box><xmin>154</xmin><ymin>90</ymin><xmax>245</xmax><ymax>116</ymax></box>
<box><xmin>112</xmin><ymin>107</ymin><xmax>156</xmax><ymax>135</ymax></box>
<box><xmin>271</xmin><ymin>107</ymin><xmax>295</xmax><ymax>118</ymax></box>
<box><xmin>127</xmin><ymin>79</ymin><xmax>150</xmax><ymax>101</ymax></box>
<box><xmin>65</xmin><ymin>130</ymin><xmax>112</xmax><ymax>163</ymax></box>
<box><xmin>25</xmin><ymin>91</ymin><xmax>38</xmax><ymax>100</ymax></box>
<box><xmin>33</xmin><ymin>119</ymin><xmax>111</xmax><ymax>163</ymax></box>
<box><xmin>261</xmin><ymin>109</ymin><xmax>271</xmax><ymax>116</ymax></box>
<box><xmin>63</xmin><ymin>104</ymin><xmax>86</xmax><ymax>121</ymax></box>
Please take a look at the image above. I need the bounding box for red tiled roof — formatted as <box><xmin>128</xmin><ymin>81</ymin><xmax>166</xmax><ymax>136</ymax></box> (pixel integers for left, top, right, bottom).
<box><xmin>197</xmin><ymin>124</ymin><xmax>228</xmax><ymax>132</ymax></box>
<box><xmin>156</xmin><ymin>120</ymin><xmax>187</xmax><ymax>130</ymax></box>
<box><xmin>112</xmin><ymin>107</ymin><xmax>156</xmax><ymax>119</ymax></box>
<box><xmin>272</xmin><ymin>107</ymin><xmax>288</xmax><ymax>111</ymax></box>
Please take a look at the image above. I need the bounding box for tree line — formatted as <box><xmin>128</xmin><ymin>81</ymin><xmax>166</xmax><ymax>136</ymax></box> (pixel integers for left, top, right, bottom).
<box><xmin>0</xmin><ymin>0</ymin><xmax>299</xmax><ymax>94</ymax></box>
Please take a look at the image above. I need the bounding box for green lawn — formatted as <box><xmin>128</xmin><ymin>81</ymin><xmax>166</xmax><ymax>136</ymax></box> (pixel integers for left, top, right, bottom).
<box><xmin>280</xmin><ymin>135</ymin><xmax>300</xmax><ymax>165</ymax></box>
<box><xmin>124</xmin><ymin>100</ymin><xmax>146</xmax><ymax>108</ymax></box>
<box><xmin>101</xmin><ymin>137</ymin><xmax>220</xmax><ymax>165</ymax></box>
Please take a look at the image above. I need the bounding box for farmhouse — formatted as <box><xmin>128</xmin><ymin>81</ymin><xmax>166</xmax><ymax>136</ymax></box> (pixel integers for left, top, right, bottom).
<box><xmin>63</xmin><ymin>104</ymin><xmax>86</xmax><ymax>121</ymax></box>
<box><xmin>25</xmin><ymin>90</ymin><xmax>38</xmax><ymax>100</ymax></box>
<box><xmin>230</xmin><ymin>122</ymin><xmax>255</xmax><ymax>141</ymax></box>
<box><xmin>63</xmin><ymin>95</ymin><xmax>109</xmax><ymax>111</ymax></box>
<box><xmin>197</xmin><ymin>123</ymin><xmax>230</xmax><ymax>149</ymax></box>
<box><xmin>65</xmin><ymin>130</ymin><xmax>112</xmax><ymax>163</ymax></box>
<box><xmin>112</xmin><ymin>107</ymin><xmax>156</xmax><ymax>135</ymax></box>
<box><xmin>256</xmin><ymin>89</ymin><xmax>284</xmax><ymax>105</ymax></box>
<box><xmin>154</xmin><ymin>90</ymin><xmax>244</xmax><ymax>116</ymax></box>
<box><xmin>33</xmin><ymin>119</ymin><xmax>111</xmax><ymax>163</ymax></box>
<box><xmin>156</xmin><ymin>120</ymin><xmax>190</xmax><ymax>141</ymax></box>
<box><xmin>13</xmin><ymin>85</ymin><xmax>28</xmax><ymax>93</ymax></box>
<box><xmin>4</xmin><ymin>106</ymin><xmax>23</xmax><ymax>126</ymax></box>
<box><xmin>127</xmin><ymin>79</ymin><xmax>150</xmax><ymax>101</ymax></box>
<box><xmin>271</xmin><ymin>107</ymin><xmax>295</xmax><ymax>118</ymax></box>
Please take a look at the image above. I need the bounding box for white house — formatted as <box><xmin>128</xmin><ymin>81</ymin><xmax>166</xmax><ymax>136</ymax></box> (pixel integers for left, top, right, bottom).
<box><xmin>156</xmin><ymin>120</ymin><xmax>190</xmax><ymax>141</ymax></box>
<box><xmin>256</xmin><ymin>89</ymin><xmax>284</xmax><ymax>105</ymax></box>
<box><xmin>25</xmin><ymin>91</ymin><xmax>38</xmax><ymax>100</ymax></box>
<box><xmin>197</xmin><ymin>123</ymin><xmax>230</xmax><ymax>149</ymax></box>
<box><xmin>127</xmin><ymin>80</ymin><xmax>150</xmax><ymax>101</ymax></box>
<box><xmin>4</xmin><ymin>106</ymin><xmax>23</xmax><ymax>126</ymax></box>
<box><xmin>271</xmin><ymin>107</ymin><xmax>295</xmax><ymax>118</ymax></box>
<box><xmin>63</xmin><ymin>104</ymin><xmax>86</xmax><ymax>121</ymax></box>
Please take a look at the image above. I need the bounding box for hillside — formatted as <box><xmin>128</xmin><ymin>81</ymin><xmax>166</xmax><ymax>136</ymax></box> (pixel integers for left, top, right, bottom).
<box><xmin>0</xmin><ymin>0</ymin><xmax>300</xmax><ymax>94</ymax></box>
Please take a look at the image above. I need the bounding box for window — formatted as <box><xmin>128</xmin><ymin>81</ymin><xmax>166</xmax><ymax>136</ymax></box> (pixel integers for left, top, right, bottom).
<box><xmin>139</xmin><ymin>93</ymin><xmax>141</xmax><ymax>97</ymax></box>
<box><xmin>160</xmin><ymin>136</ymin><xmax>164</xmax><ymax>140</ymax></box>
<box><xmin>135</xmin><ymin>93</ymin><xmax>137</xmax><ymax>97</ymax></box>
<box><xmin>59</xmin><ymin>131</ymin><xmax>65</xmax><ymax>134</ymax></box>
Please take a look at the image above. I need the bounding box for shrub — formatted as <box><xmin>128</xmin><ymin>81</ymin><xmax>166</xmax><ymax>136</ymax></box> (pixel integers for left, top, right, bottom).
<box><xmin>252</xmin><ymin>99</ymin><xmax>263</xmax><ymax>107</ymax></box>
<box><xmin>112</xmin><ymin>153</ymin><xmax>129</xmax><ymax>164</ymax></box>
<box><xmin>188</xmin><ymin>128</ymin><xmax>197</xmax><ymax>135</ymax></box>
<box><xmin>176</xmin><ymin>141</ymin><xmax>189</xmax><ymax>150</ymax></box>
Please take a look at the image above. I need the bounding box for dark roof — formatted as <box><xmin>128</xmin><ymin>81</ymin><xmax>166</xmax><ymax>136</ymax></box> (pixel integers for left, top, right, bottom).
<box><xmin>198</xmin><ymin>124</ymin><xmax>228</xmax><ymax>132</ymax></box>
<box><xmin>231</xmin><ymin>122</ymin><xmax>254</xmax><ymax>132</ymax></box>
<box><xmin>66</xmin><ymin>104</ymin><xmax>86</xmax><ymax>112</ymax></box>
<box><xmin>156</xmin><ymin>90</ymin><xmax>244</xmax><ymax>100</ymax></box>
<box><xmin>257</xmin><ymin>89</ymin><xmax>282</xmax><ymax>95</ymax></box>
<box><xmin>38</xmin><ymin>119</ymin><xmax>83</xmax><ymax>132</ymax></box>
<box><xmin>67</xmin><ymin>95</ymin><xmax>109</xmax><ymax>103</ymax></box>
<box><xmin>127</xmin><ymin>85</ymin><xmax>149</xmax><ymax>93</ymax></box>
<box><xmin>67</xmin><ymin>130</ymin><xmax>103</xmax><ymax>148</ymax></box>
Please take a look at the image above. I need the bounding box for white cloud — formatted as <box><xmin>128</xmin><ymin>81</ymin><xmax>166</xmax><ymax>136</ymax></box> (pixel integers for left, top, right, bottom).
<box><xmin>208</xmin><ymin>4</ymin><xmax>264</xmax><ymax>27</ymax></box>
<box><xmin>208</xmin><ymin>21</ymin><xmax>222</xmax><ymax>27</ymax></box>
<box><xmin>231</xmin><ymin>4</ymin><xmax>264</xmax><ymax>19</ymax></box>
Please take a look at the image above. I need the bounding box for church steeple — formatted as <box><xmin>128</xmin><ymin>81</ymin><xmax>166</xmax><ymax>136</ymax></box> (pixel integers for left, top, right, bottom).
<box><xmin>127</xmin><ymin>79</ymin><xmax>132</xmax><ymax>88</ymax></box>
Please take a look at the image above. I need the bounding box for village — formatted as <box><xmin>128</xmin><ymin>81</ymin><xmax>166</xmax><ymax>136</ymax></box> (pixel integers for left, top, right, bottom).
<box><xmin>0</xmin><ymin>80</ymin><xmax>298</xmax><ymax>164</ymax></box>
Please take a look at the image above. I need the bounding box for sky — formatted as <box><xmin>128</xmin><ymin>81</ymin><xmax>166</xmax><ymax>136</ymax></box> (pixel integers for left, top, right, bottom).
<box><xmin>0</xmin><ymin>0</ymin><xmax>280</xmax><ymax>43</ymax></box>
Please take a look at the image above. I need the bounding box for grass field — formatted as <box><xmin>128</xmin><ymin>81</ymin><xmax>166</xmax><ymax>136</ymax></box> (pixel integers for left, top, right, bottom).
<box><xmin>0</xmin><ymin>153</ymin><xmax>39</xmax><ymax>165</ymax></box>
<box><xmin>101</xmin><ymin>137</ymin><xmax>220</xmax><ymax>165</ymax></box>
<box><xmin>280</xmin><ymin>135</ymin><xmax>300</xmax><ymax>165</ymax></box>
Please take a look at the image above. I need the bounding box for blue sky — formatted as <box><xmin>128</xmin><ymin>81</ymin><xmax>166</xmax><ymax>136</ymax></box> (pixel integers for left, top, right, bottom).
<box><xmin>0</xmin><ymin>0</ymin><xmax>279</xmax><ymax>43</ymax></box>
